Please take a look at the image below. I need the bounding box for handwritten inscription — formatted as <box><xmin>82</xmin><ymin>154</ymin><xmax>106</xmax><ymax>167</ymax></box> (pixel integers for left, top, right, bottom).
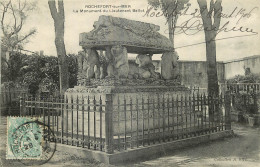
<box><xmin>143</xmin><ymin>4</ymin><xmax>258</xmax><ymax>36</ymax></box>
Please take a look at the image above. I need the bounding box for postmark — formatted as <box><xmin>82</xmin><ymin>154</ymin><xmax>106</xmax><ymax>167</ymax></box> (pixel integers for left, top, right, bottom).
<box><xmin>7</xmin><ymin>117</ymin><xmax>56</xmax><ymax>165</ymax></box>
<box><xmin>7</xmin><ymin>117</ymin><xmax>42</xmax><ymax>159</ymax></box>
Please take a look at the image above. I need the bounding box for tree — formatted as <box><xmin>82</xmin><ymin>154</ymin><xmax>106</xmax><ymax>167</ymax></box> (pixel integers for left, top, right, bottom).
<box><xmin>48</xmin><ymin>0</ymin><xmax>69</xmax><ymax>95</ymax></box>
<box><xmin>148</xmin><ymin>0</ymin><xmax>189</xmax><ymax>80</ymax></box>
<box><xmin>0</xmin><ymin>0</ymin><xmax>37</xmax><ymax>88</ymax></box>
<box><xmin>148</xmin><ymin>0</ymin><xmax>189</xmax><ymax>47</ymax></box>
<box><xmin>0</xmin><ymin>0</ymin><xmax>37</xmax><ymax>67</ymax></box>
<box><xmin>1</xmin><ymin>52</ymin><xmax>26</xmax><ymax>83</ymax></box>
<box><xmin>1</xmin><ymin>51</ymin><xmax>78</xmax><ymax>96</ymax></box>
<box><xmin>1</xmin><ymin>52</ymin><xmax>46</xmax><ymax>95</ymax></box>
<box><xmin>197</xmin><ymin>0</ymin><xmax>222</xmax><ymax>96</ymax></box>
<box><xmin>67</xmin><ymin>54</ymin><xmax>78</xmax><ymax>88</ymax></box>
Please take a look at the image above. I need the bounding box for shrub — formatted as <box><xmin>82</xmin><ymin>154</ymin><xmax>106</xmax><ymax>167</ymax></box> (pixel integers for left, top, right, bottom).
<box><xmin>1</xmin><ymin>52</ymin><xmax>78</xmax><ymax>96</ymax></box>
<box><xmin>232</xmin><ymin>92</ymin><xmax>258</xmax><ymax>115</ymax></box>
<box><xmin>227</xmin><ymin>74</ymin><xmax>260</xmax><ymax>84</ymax></box>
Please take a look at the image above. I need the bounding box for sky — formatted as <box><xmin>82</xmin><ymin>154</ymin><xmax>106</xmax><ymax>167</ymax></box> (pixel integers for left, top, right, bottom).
<box><xmin>17</xmin><ymin>0</ymin><xmax>260</xmax><ymax>61</ymax></box>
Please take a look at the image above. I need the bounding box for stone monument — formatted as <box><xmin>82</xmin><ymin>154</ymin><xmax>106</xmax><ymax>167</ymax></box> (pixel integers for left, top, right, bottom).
<box><xmin>67</xmin><ymin>14</ymin><xmax>187</xmax><ymax>94</ymax></box>
<box><xmin>65</xmin><ymin>15</ymin><xmax>189</xmax><ymax>136</ymax></box>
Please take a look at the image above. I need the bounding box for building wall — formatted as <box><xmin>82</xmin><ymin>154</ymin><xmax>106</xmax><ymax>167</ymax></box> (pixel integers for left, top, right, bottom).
<box><xmin>224</xmin><ymin>55</ymin><xmax>260</xmax><ymax>79</ymax></box>
<box><xmin>147</xmin><ymin>55</ymin><xmax>260</xmax><ymax>89</ymax></box>
<box><xmin>178</xmin><ymin>61</ymin><xmax>225</xmax><ymax>88</ymax></box>
<box><xmin>151</xmin><ymin>60</ymin><xmax>225</xmax><ymax>89</ymax></box>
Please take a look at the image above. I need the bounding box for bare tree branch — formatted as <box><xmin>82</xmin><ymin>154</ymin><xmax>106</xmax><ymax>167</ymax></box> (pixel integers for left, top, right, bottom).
<box><xmin>58</xmin><ymin>0</ymin><xmax>64</xmax><ymax>18</ymax></box>
<box><xmin>197</xmin><ymin>0</ymin><xmax>212</xmax><ymax>30</ymax></box>
<box><xmin>14</xmin><ymin>13</ymin><xmax>24</xmax><ymax>35</ymax></box>
<box><xmin>1</xmin><ymin>1</ymin><xmax>11</xmax><ymax>37</ymax></box>
<box><xmin>1</xmin><ymin>0</ymin><xmax>37</xmax><ymax>51</ymax></box>
<box><xmin>0</xmin><ymin>1</ymin><xmax>6</xmax><ymax>8</ymax></box>
<box><xmin>19</xmin><ymin>0</ymin><xmax>21</xmax><ymax>10</ymax></box>
<box><xmin>10</xmin><ymin>3</ymin><xmax>17</xmax><ymax>30</ymax></box>
<box><xmin>14</xmin><ymin>29</ymin><xmax>36</xmax><ymax>46</ymax></box>
<box><xmin>48</xmin><ymin>0</ymin><xmax>58</xmax><ymax>20</ymax></box>
<box><xmin>212</xmin><ymin>0</ymin><xmax>222</xmax><ymax>36</ymax></box>
<box><xmin>20</xmin><ymin>0</ymin><xmax>27</xmax><ymax>12</ymax></box>
<box><xmin>198</xmin><ymin>0</ymin><xmax>222</xmax><ymax>36</ymax></box>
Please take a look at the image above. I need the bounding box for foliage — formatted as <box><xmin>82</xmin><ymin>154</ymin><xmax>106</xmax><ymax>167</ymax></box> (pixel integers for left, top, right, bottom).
<box><xmin>67</xmin><ymin>54</ymin><xmax>78</xmax><ymax>88</ymax></box>
<box><xmin>148</xmin><ymin>0</ymin><xmax>189</xmax><ymax>17</ymax></box>
<box><xmin>227</xmin><ymin>74</ymin><xmax>260</xmax><ymax>84</ymax></box>
<box><xmin>227</xmin><ymin>73</ymin><xmax>260</xmax><ymax>114</ymax></box>
<box><xmin>1</xmin><ymin>52</ymin><xmax>78</xmax><ymax>96</ymax></box>
<box><xmin>1</xmin><ymin>52</ymin><xmax>26</xmax><ymax>82</ymax></box>
<box><xmin>228</xmin><ymin>73</ymin><xmax>259</xmax><ymax>114</ymax></box>
<box><xmin>232</xmin><ymin>93</ymin><xmax>258</xmax><ymax>115</ymax></box>
<box><xmin>147</xmin><ymin>0</ymin><xmax>189</xmax><ymax>44</ymax></box>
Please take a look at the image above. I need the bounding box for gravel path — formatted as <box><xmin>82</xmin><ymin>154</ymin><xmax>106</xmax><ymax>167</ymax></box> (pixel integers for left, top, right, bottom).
<box><xmin>133</xmin><ymin>123</ymin><xmax>260</xmax><ymax>167</ymax></box>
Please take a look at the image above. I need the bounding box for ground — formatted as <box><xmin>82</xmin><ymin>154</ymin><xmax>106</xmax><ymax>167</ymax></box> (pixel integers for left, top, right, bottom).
<box><xmin>0</xmin><ymin>116</ymin><xmax>259</xmax><ymax>167</ymax></box>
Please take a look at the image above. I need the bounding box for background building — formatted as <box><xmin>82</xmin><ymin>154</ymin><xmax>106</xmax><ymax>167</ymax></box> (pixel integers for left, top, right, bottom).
<box><xmin>224</xmin><ymin>55</ymin><xmax>260</xmax><ymax>79</ymax></box>
<box><xmin>151</xmin><ymin>55</ymin><xmax>260</xmax><ymax>89</ymax></box>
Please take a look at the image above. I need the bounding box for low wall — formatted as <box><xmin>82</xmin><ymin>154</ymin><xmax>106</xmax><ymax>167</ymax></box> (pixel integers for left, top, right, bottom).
<box><xmin>56</xmin><ymin>130</ymin><xmax>233</xmax><ymax>164</ymax></box>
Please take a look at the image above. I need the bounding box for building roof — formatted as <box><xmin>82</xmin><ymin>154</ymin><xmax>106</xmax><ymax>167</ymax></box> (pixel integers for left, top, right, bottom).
<box><xmin>223</xmin><ymin>55</ymin><xmax>260</xmax><ymax>64</ymax></box>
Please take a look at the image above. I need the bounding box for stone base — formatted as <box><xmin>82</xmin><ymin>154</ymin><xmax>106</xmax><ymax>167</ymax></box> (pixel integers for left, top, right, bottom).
<box><xmin>66</xmin><ymin>85</ymin><xmax>190</xmax><ymax>94</ymax></box>
<box><xmin>64</xmin><ymin>85</ymin><xmax>190</xmax><ymax>137</ymax></box>
<box><xmin>56</xmin><ymin>130</ymin><xmax>234</xmax><ymax>165</ymax></box>
<box><xmin>77</xmin><ymin>78</ymin><xmax>181</xmax><ymax>87</ymax></box>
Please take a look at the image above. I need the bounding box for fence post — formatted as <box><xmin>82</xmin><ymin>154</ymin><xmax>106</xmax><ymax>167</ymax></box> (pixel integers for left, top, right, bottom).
<box><xmin>105</xmin><ymin>93</ymin><xmax>114</xmax><ymax>154</ymax></box>
<box><xmin>19</xmin><ymin>96</ymin><xmax>25</xmax><ymax>116</ymax></box>
<box><xmin>224</xmin><ymin>92</ymin><xmax>231</xmax><ymax>130</ymax></box>
<box><xmin>253</xmin><ymin>92</ymin><xmax>258</xmax><ymax>113</ymax></box>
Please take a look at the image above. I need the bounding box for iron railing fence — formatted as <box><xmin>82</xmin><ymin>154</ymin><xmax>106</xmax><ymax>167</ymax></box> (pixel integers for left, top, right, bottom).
<box><xmin>220</xmin><ymin>83</ymin><xmax>260</xmax><ymax>94</ymax></box>
<box><xmin>20</xmin><ymin>93</ymin><xmax>232</xmax><ymax>154</ymax></box>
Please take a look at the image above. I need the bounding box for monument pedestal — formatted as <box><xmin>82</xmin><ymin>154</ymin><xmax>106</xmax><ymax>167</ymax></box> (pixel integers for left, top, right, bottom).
<box><xmin>64</xmin><ymin>85</ymin><xmax>190</xmax><ymax>137</ymax></box>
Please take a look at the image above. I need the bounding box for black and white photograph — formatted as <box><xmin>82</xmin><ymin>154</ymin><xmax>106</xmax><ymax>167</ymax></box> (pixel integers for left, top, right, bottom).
<box><xmin>0</xmin><ymin>0</ymin><xmax>260</xmax><ymax>166</ymax></box>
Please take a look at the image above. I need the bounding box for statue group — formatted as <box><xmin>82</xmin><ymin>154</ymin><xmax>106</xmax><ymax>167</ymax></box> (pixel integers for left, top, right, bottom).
<box><xmin>76</xmin><ymin>16</ymin><xmax>180</xmax><ymax>86</ymax></box>
<box><xmin>77</xmin><ymin>45</ymin><xmax>178</xmax><ymax>86</ymax></box>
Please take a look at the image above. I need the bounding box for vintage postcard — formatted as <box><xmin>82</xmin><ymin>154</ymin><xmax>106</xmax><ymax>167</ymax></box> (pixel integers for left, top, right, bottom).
<box><xmin>1</xmin><ymin>0</ymin><xmax>260</xmax><ymax>166</ymax></box>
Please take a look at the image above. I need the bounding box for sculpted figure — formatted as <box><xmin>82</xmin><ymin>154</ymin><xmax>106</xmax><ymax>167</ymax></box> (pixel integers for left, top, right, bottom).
<box><xmin>81</xmin><ymin>48</ymin><xmax>101</xmax><ymax>79</ymax></box>
<box><xmin>110</xmin><ymin>45</ymin><xmax>129</xmax><ymax>78</ymax></box>
<box><xmin>105</xmin><ymin>46</ymin><xmax>115</xmax><ymax>78</ymax></box>
<box><xmin>106</xmin><ymin>63</ymin><xmax>114</xmax><ymax>78</ymax></box>
<box><xmin>98</xmin><ymin>50</ymin><xmax>107</xmax><ymax>79</ymax></box>
<box><xmin>135</xmin><ymin>54</ymin><xmax>160</xmax><ymax>79</ymax></box>
<box><xmin>161</xmin><ymin>51</ymin><xmax>179</xmax><ymax>80</ymax></box>
<box><xmin>128</xmin><ymin>61</ymin><xmax>143</xmax><ymax>79</ymax></box>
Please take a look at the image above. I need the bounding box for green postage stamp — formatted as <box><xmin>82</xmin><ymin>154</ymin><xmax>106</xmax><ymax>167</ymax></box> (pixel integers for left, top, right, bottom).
<box><xmin>7</xmin><ymin>117</ymin><xmax>43</xmax><ymax>159</ymax></box>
